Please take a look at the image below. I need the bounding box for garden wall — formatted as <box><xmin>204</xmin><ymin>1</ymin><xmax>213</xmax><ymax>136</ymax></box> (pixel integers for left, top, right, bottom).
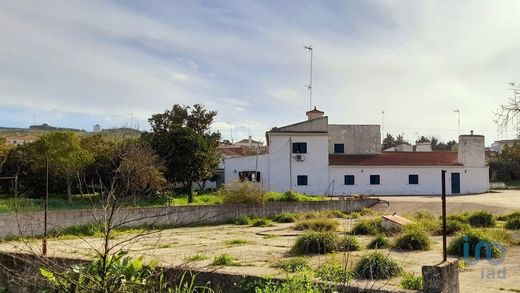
<box><xmin>0</xmin><ymin>198</ymin><xmax>379</xmax><ymax>238</ymax></box>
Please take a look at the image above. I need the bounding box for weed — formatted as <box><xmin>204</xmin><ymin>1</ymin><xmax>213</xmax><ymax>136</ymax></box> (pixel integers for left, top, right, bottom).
<box><xmin>224</xmin><ymin>239</ymin><xmax>250</xmax><ymax>246</ymax></box>
<box><xmin>294</xmin><ymin>218</ymin><xmax>338</xmax><ymax>232</ymax></box>
<box><xmin>351</xmin><ymin>218</ymin><xmax>382</xmax><ymax>235</ymax></box>
<box><xmin>211</xmin><ymin>253</ymin><xmax>237</xmax><ymax>266</ymax></box>
<box><xmin>291</xmin><ymin>231</ymin><xmax>339</xmax><ymax>255</ymax></box>
<box><xmin>367</xmin><ymin>235</ymin><xmax>390</xmax><ymax>249</ymax></box>
<box><xmin>468</xmin><ymin>211</ymin><xmax>496</xmax><ymax>228</ymax></box>
<box><xmin>315</xmin><ymin>260</ymin><xmax>353</xmax><ymax>283</ymax></box>
<box><xmin>394</xmin><ymin>226</ymin><xmax>432</xmax><ymax>251</ymax></box>
<box><xmin>400</xmin><ymin>272</ymin><xmax>423</xmax><ymax>290</ymax></box>
<box><xmin>338</xmin><ymin>235</ymin><xmax>362</xmax><ymax>251</ymax></box>
<box><xmin>235</xmin><ymin>215</ymin><xmax>252</xmax><ymax>225</ymax></box>
<box><xmin>354</xmin><ymin>252</ymin><xmax>402</xmax><ymax>280</ymax></box>
<box><xmin>185</xmin><ymin>253</ymin><xmax>208</xmax><ymax>262</ymax></box>
<box><xmin>273</xmin><ymin>257</ymin><xmax>309</xmax><ymax>272</ymax></box>
<box><xmin>272</xmin><ymin>212</ymin><xmax>298</xmax><ymax>223</ymax></box>
<box><xmin>251</xmin><ymin>219</ymin><xmax>273</xmax><ymax>227</ymax></box>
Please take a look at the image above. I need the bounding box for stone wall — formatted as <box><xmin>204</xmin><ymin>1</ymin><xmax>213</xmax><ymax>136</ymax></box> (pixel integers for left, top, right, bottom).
<box><xmin>0</xmin><ymin>198</ymin><xmax>379</xmax><ymax>238</ymax></box>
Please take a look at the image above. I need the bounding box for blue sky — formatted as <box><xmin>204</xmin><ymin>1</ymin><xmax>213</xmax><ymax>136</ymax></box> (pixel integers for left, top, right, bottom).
<box><xmin>1</xmin><ymin>1</ymin><xmax>520</xmax><ymax>145</ymax></box>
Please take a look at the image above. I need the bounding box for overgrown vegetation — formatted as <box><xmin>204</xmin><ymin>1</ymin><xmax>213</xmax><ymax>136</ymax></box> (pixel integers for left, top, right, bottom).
<box><xmin>293</xmin><ymin>218</ymin><xmax>338</xmax><ymax>232</ymax></box>
<box><xmin>272</xmin><ymin>212</ymin><xmax>298</xmax><ymax>223</ymax></box>
<box><xmin>291</xmin><ymin>231</ymin><xmax>339</xmax><ymax>255</ymax></box>
<box><xmin>338</xmin><ymin>235</ymin><xmax>362</xmax><ymax>251</ymax></box>
<box><xmin>394</xmin><ymin>226</ymin><xmax>432</xmax><ymax>251</ymax></box>
<box><xmin>211</xmin><ymin>253</ymin><xmax>237</xmax><ymax>266</ymax></box>
<box><xmin>367</xmin><ymin>235</ymin><xmax>390</xmax><ymax>249</ymax></box>
<box><xmin>314</xmin><ymin>260</ymin><xmax>353</xmax><ymax>283</ymax></box>
<box><xmin>468</xmin><ymin>211</ymin><xmax>496</xmax><ymax>228</ymax></box>
<box><xmin>354</xmin><ymin>252</ymin><xmax>402</xmax><ymax>280</ymax></box>
<box><xmin>272</xmin><ymin>257</ymin><xmax>309</xmax><ymax>273</ymax></box>
<box><xmin>218</xmin><ymin>180</ymin><xmax>266</xmax><ymax>204</ymax></box>
<box><xmin>448</xmin><ymin>229</ymin><xmax>505</xmax><ymax>258</ymax></box>
<box><xmin>400</xmin><ymin>272</ymin><xmax>424</xmax><ymax>290</ymax></box>
<box><xmin>351</xmin><ymin>218</ymin><xmax>382</xmax><ymax>235</ymax></box>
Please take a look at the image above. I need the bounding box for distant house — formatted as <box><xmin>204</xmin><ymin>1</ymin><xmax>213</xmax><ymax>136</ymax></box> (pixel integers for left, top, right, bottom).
<box><xmin>232</xmin><ymin>136</ymin><xmax>263</xmax><ymax>148</ymax></box>
<box><xmin>491</xmin><ymin>139</ymin><xmax>520</xmax><ymax>154</ymax></box>
<box><xmin>384</xmin><ymin>143</ymin><xmax>413</xmax><ymax>152</ymax></box>
<box><xmin>225</xmin><ymin>108</ymin><xmax>489</xmax><ymax>196</ymax></box>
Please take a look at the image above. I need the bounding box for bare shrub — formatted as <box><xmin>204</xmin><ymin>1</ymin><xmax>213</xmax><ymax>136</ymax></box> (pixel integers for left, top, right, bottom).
<box><xmin>217</xmin><ymin>180</ymin><xmax>266</xmax><ymax>204</ymax></box>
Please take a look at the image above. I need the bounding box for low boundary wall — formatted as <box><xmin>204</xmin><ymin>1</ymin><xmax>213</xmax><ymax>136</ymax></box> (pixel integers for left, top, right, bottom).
<box><xmin>0</xmin><ymin>198</ymin><xmax>380</xmax><ymax>238</ymax></box>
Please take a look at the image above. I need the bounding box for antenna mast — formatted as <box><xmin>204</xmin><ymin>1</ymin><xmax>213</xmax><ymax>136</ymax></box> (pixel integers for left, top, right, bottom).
<box><xmin>304</xmin><ymin>45</ymin><xmax>313</xmax><ymax>110</ymax></box>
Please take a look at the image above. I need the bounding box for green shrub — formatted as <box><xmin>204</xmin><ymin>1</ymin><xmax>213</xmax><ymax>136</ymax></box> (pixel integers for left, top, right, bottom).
<box><xmin>447</xmin><ymin>212</ymin><xmax>470</xmax><ymax>223</ymax></box>
<box><xmin>367</xmin><ymin>235</ymin><xmax>390</xmax><ymax>249</ymax></box>
<box><xmin>468</xmin><ymin>211</ymin><xmax>496</xmax><ymax>228</ymax></box>
<box><xmin>185</xmin><ymin>253</ymin><xmax>208</xmax><ymax>262</ymax></box>
<box><xmin>400</xmin><ymin>272</ymin><xmax>423</xmax><ymax>290</ymax></box>
<box><xmin>322</xmin><ymin>210</ymin><xmax>347</xmax><ymax>218</ymax></box>
<box><xmin>414</xmin><ymin>218</ymin><xmax>441</xmax><ymax>235</ymax></box>
<box><xmin>412</xmin><ymin>209</ymin><xmax>436</xmax><ymax>221</ymax></box>
<box><xmin>338</xmin><ymin>235</ymin><xmax>362</xmax><ymax>251</ymax></box>
<box><xmin>349</xmin><ymin>212</ymin><xmax>361</xmax><ymax>219</ymax></box>
<box><xmin>291</xmin><ymin>231</ymin><xmax>339</xmax><ymax>255</ymax></box>
<box><xmin>265</xmin><ymin>190</ymin><xmax>309</xmax><ymax>202</ymax></box>
<box><xmin>218</xmin><ymin>180</ymin><xmax>265</xmax><ymax>204</ymax></box>
<box><xmin>235</xmin><ymin>215</ymin><xmax>252</xmax><ymax>225</ymax></box>
<box><xmin>447</xmin><ymin>229</ymin><xmax>504</xmax><ymax>258</ymax></box>
<box><xmin>211</xmin><ymin>253</ymin><xmax>237</xmax><ymax>266</ymax></box>
<box><xmin>497</xmin><ymin>211</ymin><xmax>520</xmax><ymax>221</ymax></box>
<box><xmin>351</xmin><ymin>218</ymin><xmax>382</xmax><ymax>235</ymax></box>
<box><xmin>224</xmin><ymin>239</ymin><xmax>249</xmax><ymax>246</ymax></box>
<box><xmin>394</xmin><ymin>226</ymin><xmax>432</xmax><ymax>251</ymax></box>
<box><xmin>273</xmin><ymin>257</ymin><xmax>309</xmax><ymax>272</ymax></box>
<box><xmin>484</xmin><ymin>228</ymin><xmax>512</xmax><ymax>244</ymax></box>
<box><xmin>272</xmin><ymin>212</ymin><xmax>298</xmax><ymax>223</ymax></box>
<box><xmin>354</xmin><ymin>252</ymin><xmax>402</xmax><ymax>280</ymax></box>
<box><xmin>294</xmin><ymin>219</ymin><xmax>338</xmax><ymax>232</ymax></box>
<box><xmin>505</xmin><ymin>217</ymin><xmax>520</xmax><ymax>230</ymax></box>
<box><xmin>445</xmin><ymin>219</ymin><xmax>470</xmax><ymax>235</ymax></box>
<box><xmin>251</xmin><ymin>218</ymin><xmax>272</xmax><ymax>227</ymax></box>
<box><xmin>315</xmin><ymin>260</ymin><xmax>353</xmax><ymax>283</ymax></box>
<box><xmin>251</xmin><ymin>271</ymin><xmax>320</xmax><ymax>292</ymax></box>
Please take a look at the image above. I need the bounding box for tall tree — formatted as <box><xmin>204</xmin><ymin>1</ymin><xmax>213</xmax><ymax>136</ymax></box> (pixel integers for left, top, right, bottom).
<box><xmin>382</xmin><ymin>133</ymin><xmax>395</xmax><ymax>150</ymax></box>
<box><xmin>32</xmin><ymin>132</ymin><xmax>93</xmax><ymax>201</ymax></box>
<box><xmin>416</xmin><ymin>136</ymin><xmax>430</xmax><ymax>143</ymax></box>
<box><xmin>495</xmin><ymin>82</ymin><xmax>520</xmax><ymax>137</ymax></box>
<box><xmin>144</xmin><ymin>104</ymin><xmax>220</xmax><ymax>203</ymax></box>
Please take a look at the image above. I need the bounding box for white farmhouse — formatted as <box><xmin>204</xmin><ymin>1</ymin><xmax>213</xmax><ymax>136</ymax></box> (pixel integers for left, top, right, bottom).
<box><xmin>224</xmin><ymin>108</ymin><xmax>489</xmax><ymax>196</ymax></box>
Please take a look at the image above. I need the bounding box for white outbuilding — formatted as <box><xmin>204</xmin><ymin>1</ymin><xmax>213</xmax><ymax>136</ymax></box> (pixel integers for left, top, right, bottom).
<box><xmin>224</xmin><ymin>109</ymin><xmax>489</xmax><ymax>196</ymax></box>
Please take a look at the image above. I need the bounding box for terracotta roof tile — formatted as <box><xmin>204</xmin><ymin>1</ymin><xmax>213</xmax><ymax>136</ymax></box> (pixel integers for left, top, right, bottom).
<box><xmin>329</xmin><ymin>152</ymin><xmax>461</xmax><ymax>166</ymax></box>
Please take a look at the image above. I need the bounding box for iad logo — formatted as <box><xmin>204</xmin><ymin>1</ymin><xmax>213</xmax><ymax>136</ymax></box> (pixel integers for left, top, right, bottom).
<box><xmin>463</xmin><ymin>236</ymin><xmax>507</xmax><ymax>279</ymax></box>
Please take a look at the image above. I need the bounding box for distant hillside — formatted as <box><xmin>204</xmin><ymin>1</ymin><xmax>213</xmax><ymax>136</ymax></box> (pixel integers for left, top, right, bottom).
<box><xmin>29</xmin><ymin>123</ymin><xmax>84</xmax><ymax>132</ymax></box>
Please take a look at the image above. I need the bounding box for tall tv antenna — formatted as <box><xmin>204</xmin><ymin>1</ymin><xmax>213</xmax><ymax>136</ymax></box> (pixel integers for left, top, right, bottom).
<box><xmin>453</xmin><ymin>109</ymin><xmax>460</xmax><ymax>136</ymax></box>
<box><xmin>304</xmin><ymin>45</ymin><xmax>313</xmax><ymax>110</ymax></box>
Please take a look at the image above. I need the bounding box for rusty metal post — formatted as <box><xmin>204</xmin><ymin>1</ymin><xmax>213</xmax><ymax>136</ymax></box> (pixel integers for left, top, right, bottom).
<box><xmin>441</xmin><ymin>169</ymin><xmax>447</xmax><ymax>262</ymax></box>
<box><xmin>43</xmin><ymin>156</ymin><xmax>48</xmax><ymax>256</ymax></box>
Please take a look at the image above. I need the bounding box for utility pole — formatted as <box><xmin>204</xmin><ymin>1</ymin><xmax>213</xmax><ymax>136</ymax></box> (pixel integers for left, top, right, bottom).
<box><xmin>304</xmin><ymin>45</ymin><xmax>313</xmax><ymax>110</ymax></box>
<box><xmin>441</xmin><ymin>170</ymin><xmax>447</xmax><ymax>262</ymax></box>
<box><xmin>381</xmin><ymin>110</ymin><xmax>385</xmax><ymax>142</ymax></box>
<box><xmin>453</xmin><ymin>109</ymin><xmax>460</xmax><ymax>136</ymax></box>
<box><xmin>43</xmin><ymin>156</ymin><xmax>49</xmax><ymax>256</ymax></box>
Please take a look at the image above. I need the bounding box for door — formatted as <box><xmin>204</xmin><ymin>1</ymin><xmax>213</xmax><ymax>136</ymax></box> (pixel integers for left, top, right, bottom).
<box><xmin>451</xmin><ymin>173</ymin><xmax>460</xmax><ymax>194</ymax></box>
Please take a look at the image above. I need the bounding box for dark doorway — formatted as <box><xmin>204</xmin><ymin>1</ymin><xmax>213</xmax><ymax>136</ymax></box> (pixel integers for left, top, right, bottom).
<box><xmin>451</xmin><ymin>172</ymin><xmax>460</xmax><ymax>194</ymax></box>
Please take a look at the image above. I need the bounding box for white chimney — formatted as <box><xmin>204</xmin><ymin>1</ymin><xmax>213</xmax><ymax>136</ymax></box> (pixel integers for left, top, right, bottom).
<box><xmin>306</xmin><ymin>106</ymin><xmax>325</xmax><ymax>120</ymax></box>
<box><xmin>458</xmin><ymin>134</ymin><xmax>485</xmax><ymax>167</ymax></box>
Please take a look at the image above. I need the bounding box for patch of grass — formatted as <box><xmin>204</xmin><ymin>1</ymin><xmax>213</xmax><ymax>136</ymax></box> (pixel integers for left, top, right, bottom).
<box><xmin>447</xmin><ymin>212</ymin><xmax>470</xmax><ymax>223</ymax></box>
<box><xmin>272</xmin><ymin>212</ymin><xmax>298</xmax><ymax>223</ymax></box>
<box><xmin>294</xmin><ymin>218</ymin><xmax>338</xmax><ymax>232</ymax></box>
<box><xmin>448</xmin><ymin>229</ymin><xmax>504</xmax><ymax>258</ymax></box>
<box><xmin>354</xmin><ymin>252</ymin><xmax>402</xmax><ymax>280</ymax></box>
<box><xmin>351</xmin><ymin>218</ymin><xmax>382</xmax><ymax>235</ymax></box>
<box><xmin>234</xmin><ymin>215</ymin><xmax>252</xmax><ymax>225</ymax></box>
<box><xmin>224</xmin><ymin>238</ymin><xmax>250</xmax><ymax>246</ymax></box>
<box><xmin>338</xmin><ymin>235</ymin><xmax>362</xmax><ymax>251</ymax></box>
<box><xmin>394</xmin><ymin>226</ymin><xmax>432</xmax><ymax>251</ymax></box>
<box><xmin>185</xmin><ymin>253</ymin><xmax>208</xmax><ymax>262</ymax></box>
<box><xmin>400</xmin><ymin>272</ymin><xmax>423</xmax><ymax>290</ymax></box>
<box><xmin>414</xmin><ymin>218</ymin><xmax>441</xmax><ymax>235</ymax></box>
<box><xmin>273</xmin><ymin>257</ymin><xmax>309</xmax><ymax>272</ymax></box>
<box><xmin>367</xmin><ymin>235</ymin><xmax>390</xmax><ymax>249</ymax></box>
<box><xmin>505</xmin><ymin>217</ymin><xmax>520</xmax><ymax>230</ymax></box>
<box><xmin>497</xmin><ymin>211</ymin><xmax>520</xmax><ymax>221</ymax></box>
<box><xmin>265</xmin><ymin>190</ymin><xmax>326</xmax><ymax>202</ymax></box>
<box><xmin>321</xmin><ymin>210</ymin><xmax>347</xmax><ymax>218</ymax></box>
<box><xmin>251</xmin><ymin>218</ymin><xmax>273</xmax><ymax>227</ymax></box>
<box><xmin>211</xmin><ymin>253</ymin><xmax>237</xmax><ymax>266</ymax></box>
<box><xmin>157</xmin><ymin>243</ymin><xmax>174</xmax><ymax>249</ymax></box>
<box><xmin>315</xmin><ymin>260</ymin><xmax>353</xmax><ymax>283</ymax></box>
<box><xmin>468</xmin><ymin>211</ymin><xmax>496</xmax><ymax>228</ymax></box>
<box><xmin>348</xmin><ymin>212</ymin><xmax>361</xmax><ymax>219</ymax></box>
<box><xmin>263</xmin><ymin>234</ymin><xmax>278</xmax><ymax>239</ymax></box>
<box><xmin>482</xmin><ymin>228</ymin><xmax>512</xmax><ymax>245</ymax></box>
<box><xmin>291</xmin><ymin>231</ymin><xmax>339</xmax><ymax>255</ymax></box>
<box><xmin>445</xmin><ymin>219</ymin><xmax>470</xmax><ymax>235</ymax></box>
<box><xmin>412</xmin><ymin>209</ymin><xmax>436</xmax><ymax>221</ymax></box>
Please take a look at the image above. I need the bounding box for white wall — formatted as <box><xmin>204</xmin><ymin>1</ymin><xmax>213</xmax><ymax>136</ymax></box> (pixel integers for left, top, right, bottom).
<box><xmin>224</xmin><ymin>154</ymin><xmax>269</xmax><ymax>188</ymax></box>
<box><xmin>267</xmin><ymin>134</ymin><xmax>330</xmax><ymax>195</ymax></box>
<box><xmin>329</xmin><ymin>166</ymin><xmax>489</xmax><ymax>195</ymax></box>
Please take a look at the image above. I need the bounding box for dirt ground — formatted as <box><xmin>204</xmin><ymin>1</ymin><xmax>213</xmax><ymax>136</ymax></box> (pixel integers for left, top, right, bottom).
<box><xmin>2</xmin><ymin>190</ymin><xmax>520</xmax><ymax>293</ymax></box>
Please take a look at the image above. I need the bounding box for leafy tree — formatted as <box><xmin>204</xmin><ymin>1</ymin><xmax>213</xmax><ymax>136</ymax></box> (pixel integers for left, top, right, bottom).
<box><xmin>144</xmin><ymin>104</ymin><xmax>220</xmax><ymax>203</ymax></box>
<box><xmin>395</xmin><ymin>134</ymin><xmax>409</xmax><ymax>146</ymax></box>
<box><xmin>32</xmin><ymin>132</ymin><xmax>93</xmax><ymax>201</ymax></box>
<box><xmin>501</xmin><ymin>143</ymin><xmax>520</xmax><ymax>162</ymax></box>
<box><xmin>416</xmin><ymin>136</ymin><xmax>430</xmax><ymax>143</ymax></box>
<box><xmin>0</xmin><ymin>137</ymin><xmax>10</xmax><ymax>173</ymax></box>
<box><xmin>382</xmin><ymin>133</ymin><xmax>395</xmax><ymax>150</ymax></box>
